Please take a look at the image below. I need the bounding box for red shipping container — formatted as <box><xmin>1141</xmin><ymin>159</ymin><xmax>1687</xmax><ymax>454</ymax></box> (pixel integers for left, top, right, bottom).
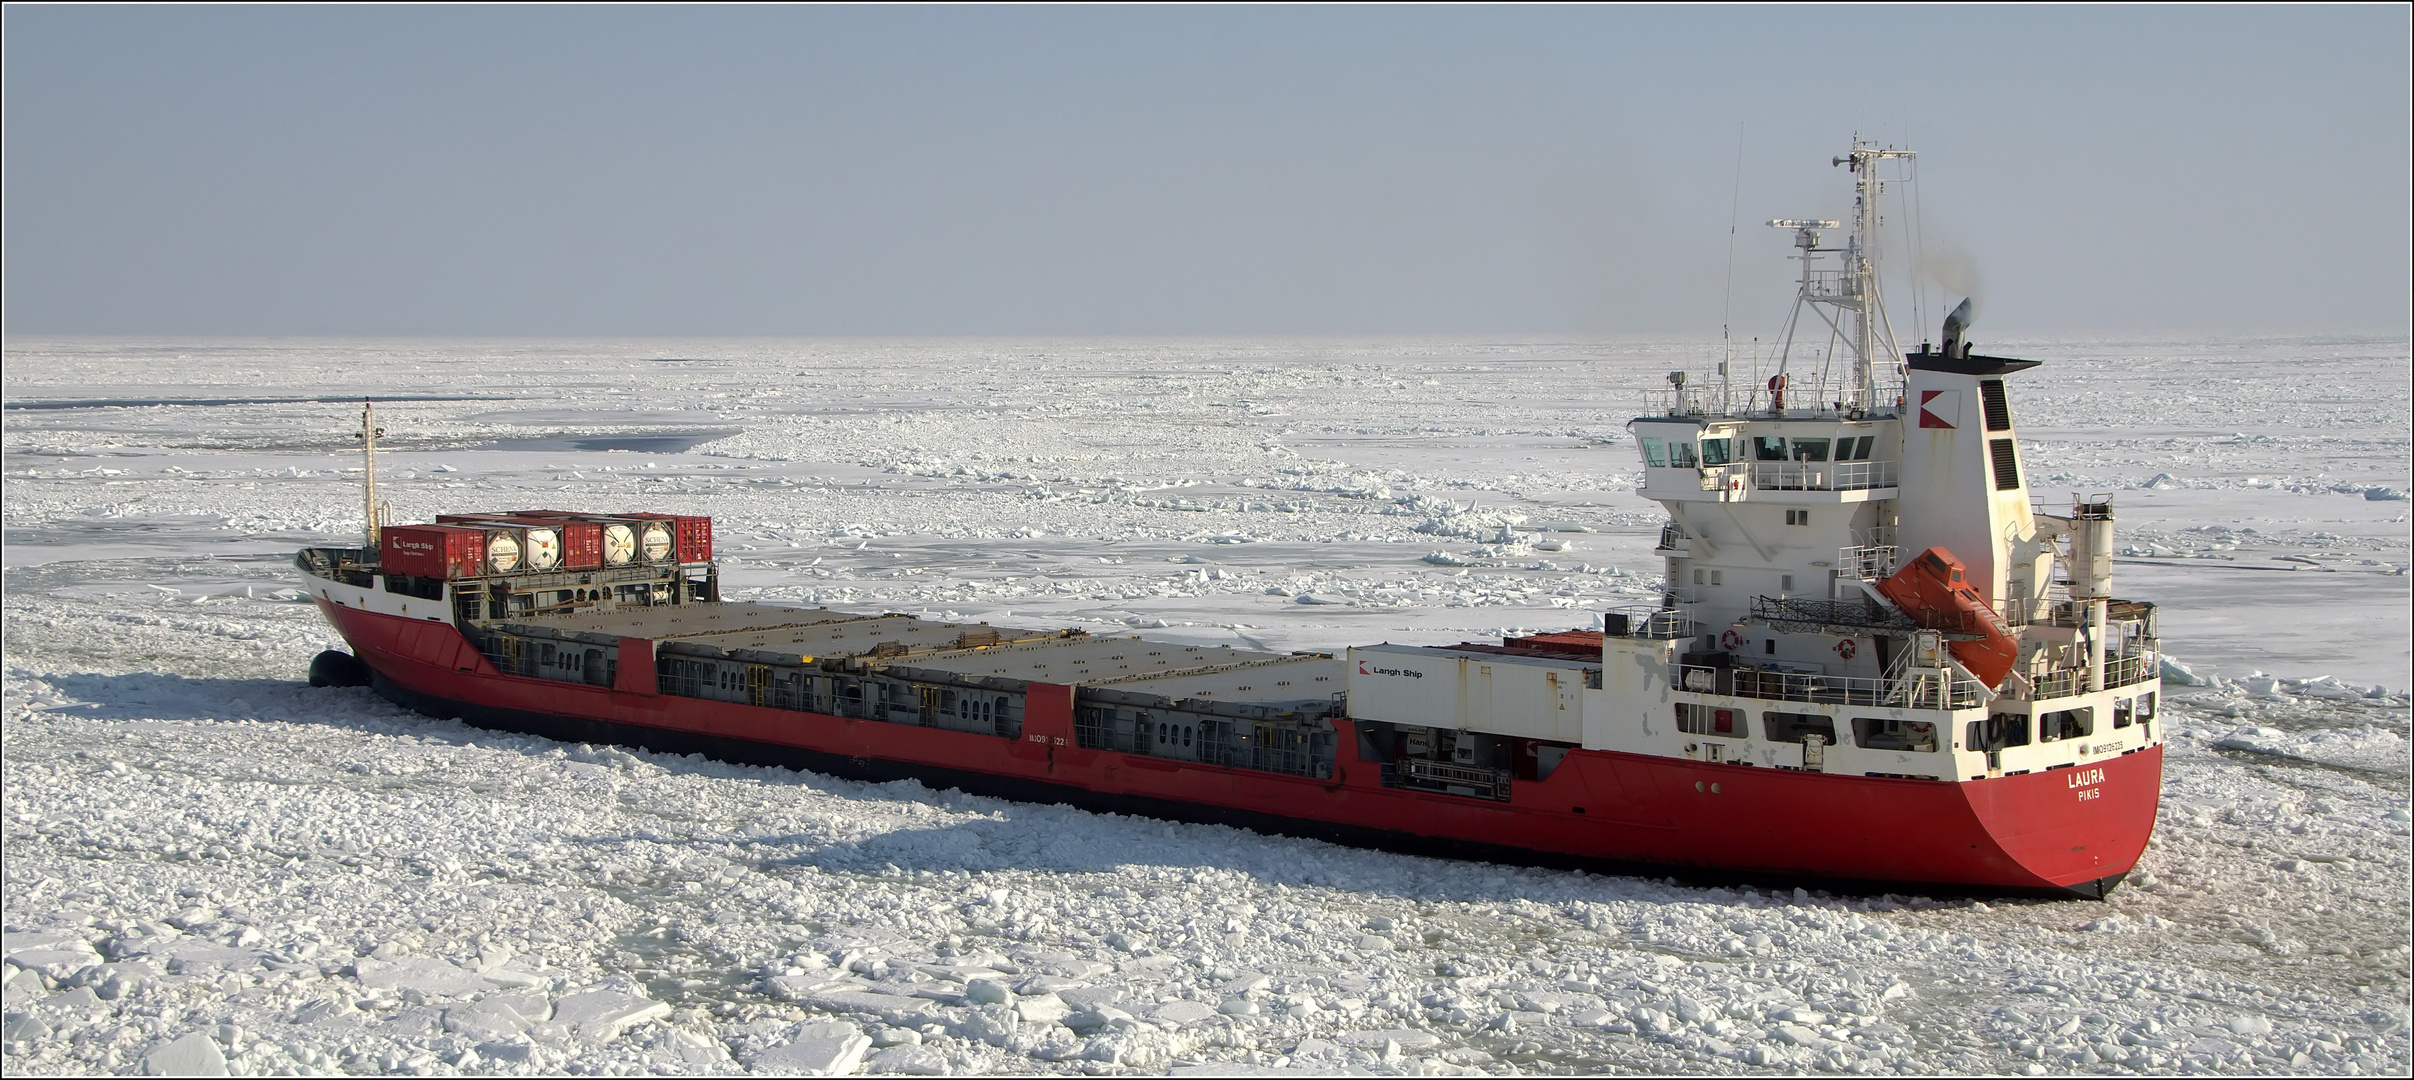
<box><xmin>381</xmin><ymin>524</ymin><xmax>485</xmax><ymax>580</ymax></box>
<box><xmin>558</xmin><ymin>521</ymin><xmax>603</xmax><ymax>569</ymax></box>
<box><xmin>673</xmin><ymin>515</ymin><xmax>713</xmax><ymax>564</ymax></box>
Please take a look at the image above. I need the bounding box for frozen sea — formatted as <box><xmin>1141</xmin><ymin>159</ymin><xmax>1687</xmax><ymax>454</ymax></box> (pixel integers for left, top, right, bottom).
<box><xmin>3</xmin><ymin>335</ymin><xmax>2408</xmax><ymax>1076</ymax></box>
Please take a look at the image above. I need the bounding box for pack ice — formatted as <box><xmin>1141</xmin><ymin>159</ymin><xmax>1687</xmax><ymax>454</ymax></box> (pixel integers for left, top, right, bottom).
<box><xmin>4</xmin><ymin>336</ymin><xmax>2407</xmax><ymax>1075</ymax></box>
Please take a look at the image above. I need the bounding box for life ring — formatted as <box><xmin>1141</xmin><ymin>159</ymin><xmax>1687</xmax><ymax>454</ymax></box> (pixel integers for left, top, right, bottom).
<box><xmin>1767</xmin><ymin>374</ymin><xmax>1788</xmax><ymax>411</ymax></box>
<box><xmin>1721</xmin><ymin>629</ymin><xmax>1745</xmax><ymax>650</ymax></box>
<box><xmin>1835</xmin><ymin>638</ymin><xmax>1858</xmax><ymax>660</ymax></box>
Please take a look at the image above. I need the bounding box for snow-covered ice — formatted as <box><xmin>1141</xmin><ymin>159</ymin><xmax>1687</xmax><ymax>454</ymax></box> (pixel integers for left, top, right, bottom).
<box><xmin>4</xmin><ymin>335</ymin><xmax>2408</xmax><ymax>1075</ymax></box>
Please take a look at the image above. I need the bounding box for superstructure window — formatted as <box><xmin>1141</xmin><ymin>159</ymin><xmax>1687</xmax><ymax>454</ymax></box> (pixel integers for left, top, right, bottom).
<box><xmin>1785</xmin><ymin>509</ymin><xmax>1810</xmax><ymax>526</ymax></box>
<box><xmin>1755</xmin><ymin>436</ymin><xmax>1787</xmax><ymax>461</ymax></box>
<box><xmin>1763</xmin><ymin>712</ymin><xmax>1836</xmax><ymax>745</ymax></box>
<box><xmin>1790</xmin><ymin>438</ymin><xmax>1830</xmax><ymax>462</ymax></box>
<box><xmin>2038</xmin><ymin>708</ymin><xmax>2093</xmax><ymax>742</ymax></box>
<box><xmin>1676</xmin><ymin>702</ymin><xmax>1742</xmax><ymax>737</ymax></box>
<box><xmin>1853</xmin><ymin>718</ymin><xmax>1940</xmax><ymax>752</ymax></box>
<box><xmin>1700</xmin><ymin>438</ymin><xmax>1734</xmax><ymax>466</ymax></box>
<box><xmin>1641</xmin><ymin>437</ymin><xmax>1667</xmax><ymax>467</ymax></box>
<box><xmin>1968</xmin><ymin>712</ymin><xmax>2032</xmax><ymax>750</ymax></box>
<box><xmin>1835</xmin><ymin>435</ymin><xmax>1876</xmax><ymax>461</ymax></box>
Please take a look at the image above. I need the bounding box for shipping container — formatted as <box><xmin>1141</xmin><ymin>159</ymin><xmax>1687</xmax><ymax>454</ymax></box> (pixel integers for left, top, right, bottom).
<box><xmin>481</xmin><ymin>527</ymin><xmax>526</xmax><ymax>574</ymax></box>
<box><xmin>673</xmin><ymin>515</ymin><xmax>713</xmax><ymax>564</ymax></box>
<box><xmin>1345</xmin><ymin>643</ymin><xmax>1590</xmax><ymax>745</ymax></box>
<box><xmin>436</xmin><ymin>514</ymin><xmax>593</xmax><ymax>573</ymax></box>
<box><xmin>618</xmin><ymin>514</ymin><xmax>682</xmax><ymax>565</ymax></box>
<box><xmin>559</xmin><ymin>521</ymin><xmax>603</xmax><ymax>570</ymax></box>
<box><xmin>601</xmin><ymin>521</ymin><xmax>638</xmax><ymax>566</ymax></box>
<box><xmin>380</xmin><ymin>524</ymin><xmax>485</xmax><ymax>580</ymax></box>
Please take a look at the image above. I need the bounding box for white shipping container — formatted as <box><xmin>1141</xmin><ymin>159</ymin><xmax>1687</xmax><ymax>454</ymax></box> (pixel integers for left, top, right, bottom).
<box><xmin>1345</xmin><ymin>644</ymin><xmax>1589</xmax><ymax>743</ymax></box>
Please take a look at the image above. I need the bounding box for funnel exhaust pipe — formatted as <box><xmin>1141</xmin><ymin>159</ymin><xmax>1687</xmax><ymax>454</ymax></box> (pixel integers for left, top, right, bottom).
<box><xmin>1940</xmin><ymin>298</ymin><xmax>1974</xmax><ymax>358</ymax></box>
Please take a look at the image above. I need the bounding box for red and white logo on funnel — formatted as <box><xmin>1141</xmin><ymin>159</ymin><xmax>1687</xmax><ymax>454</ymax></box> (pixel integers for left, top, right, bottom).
<box><xmin>1919</xmin><ymin>390</ymin><xmax>1959</xmax><ymax>429</ymax></box>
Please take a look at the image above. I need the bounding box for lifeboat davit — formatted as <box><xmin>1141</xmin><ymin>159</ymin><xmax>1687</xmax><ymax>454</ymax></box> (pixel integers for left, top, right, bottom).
<box><xmin>1875</xmin><ymin>547</ymin><xmax>2019</xmax><ymax>688</ymax></box>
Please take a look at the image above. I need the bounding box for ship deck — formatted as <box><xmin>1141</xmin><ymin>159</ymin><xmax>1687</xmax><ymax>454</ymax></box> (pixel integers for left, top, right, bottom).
<box><xmin>489</xmin><ymin>600</ymin><xmax>1342</xmax><ymax>713</ymax></box>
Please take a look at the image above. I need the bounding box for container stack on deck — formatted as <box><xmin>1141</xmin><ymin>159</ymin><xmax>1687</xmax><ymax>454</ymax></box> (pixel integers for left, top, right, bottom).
<box><xmin>377</xmin><ymin>509</ymin><xmax>715</xmax><ymax>620</ymax></box>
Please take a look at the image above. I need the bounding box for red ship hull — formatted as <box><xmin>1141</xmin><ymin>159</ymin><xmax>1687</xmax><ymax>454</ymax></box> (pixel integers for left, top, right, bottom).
<box><xmin>319</xmin><ymin>599</ymin><xmax>2160</xmax><ymax>899</ymax></box>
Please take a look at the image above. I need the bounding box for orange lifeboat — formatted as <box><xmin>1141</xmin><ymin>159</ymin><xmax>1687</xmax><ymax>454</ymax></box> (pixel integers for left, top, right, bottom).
<box><xmin>1875</xmin><ymin>547</ymin><xmax>2019</xmax><ymax>688</ymax></box>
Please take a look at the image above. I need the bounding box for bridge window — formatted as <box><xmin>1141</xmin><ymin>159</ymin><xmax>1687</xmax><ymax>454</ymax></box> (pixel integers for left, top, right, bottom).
<box><xmin>1669</xmin><ymin>441</ymin><xmax>1699</xmax><ymax>468</ymax></box>
<box><xmin>1790</xmin><ymin>438</ymin><xmax>1830</xmax><ymax>462</ymax></box>
<box><xmin>1640</xmin><ymin>437</ymin><xmax>1668</xmax><ymax>467</ymax></box>
<box><xmin>1755</xmin><ymin>436</ymin><xmax>1787</xmax><ymax>461</ymax></box>
<box><xmin>1700</xmin><ymin>438</ymin><xmax>1734</xmax><ymax>466</ymax></box>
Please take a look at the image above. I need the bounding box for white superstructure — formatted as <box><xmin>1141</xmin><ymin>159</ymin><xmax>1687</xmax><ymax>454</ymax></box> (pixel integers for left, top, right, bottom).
<box><xmin>1345</xmin><ymin>139</ymin><xmax>2163</xmax><ymax>788</ymax></box>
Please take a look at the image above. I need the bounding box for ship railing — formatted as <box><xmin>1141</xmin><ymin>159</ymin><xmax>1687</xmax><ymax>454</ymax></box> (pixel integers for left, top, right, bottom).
<box><xmin>2002</xmin><ymin>593</ymin><xmax>2148</xmax><ymax>633</ymax></box>
<box><xmin>2013</xmin><ymin>651</ymin><xmax>2160</xmax><ymax>700</ymax></box>
<box><xmin>1741</xmin><ymin>378</ymin><xmax>1907</xmax><ymax>420</ymax></box>
<box><xmin>1605</xmin><ymin>607</ymin><xmax>1693</xmax><ymax>640</ymax></box>
<box><xmin>1643</xmin><ymin>386</ymin><xmax>1725</xmax><ymax>418</ymax></box>
<box><xmin>1748</xmin><ymin>459</ymin><xmax>1896</xmax><ymax>492</ymax></box>
<box><xmin>1393</xmin><ymin>757</ymin><xmax>1512</xmax><ymax>802</ymax></box>
<box><xmin>1837</xmin><ymin>543</ymin><xmax>1901</xmax><ymax>582</ymax></box>
<box><xmin>1799</xmin><ymin>268</ymin><xmax>1854</xmax><ymax>299</ymax></box>
<box><xmin>2107</xmin><ymin>651</ymin><xmax>2157</xmax><ymax>688</ymax></box>
<box><xmin>1683</xmin><ymin>664</ymin><xmax>1988</xmax><ymax>710</ymax></box>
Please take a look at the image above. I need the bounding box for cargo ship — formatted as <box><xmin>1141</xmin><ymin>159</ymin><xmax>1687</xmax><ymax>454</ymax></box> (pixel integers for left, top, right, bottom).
<box><xmin>298</xmin><ymin>142</ymin><xmax>2162</xmax><ymax>898</ymax></box>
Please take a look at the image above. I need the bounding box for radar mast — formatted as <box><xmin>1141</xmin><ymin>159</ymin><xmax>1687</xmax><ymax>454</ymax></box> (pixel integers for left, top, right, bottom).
<box><xmin>1766</xmin><ymin>137</ymin><xmax>1914</xmax><ymax>414</ymax></box>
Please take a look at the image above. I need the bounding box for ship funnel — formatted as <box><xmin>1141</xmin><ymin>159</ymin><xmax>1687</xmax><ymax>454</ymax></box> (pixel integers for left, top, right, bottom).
<box><xmin>1940</xmin><ymin>298</ymin><xmax>1974</xmax><ymax>358</ymax></box>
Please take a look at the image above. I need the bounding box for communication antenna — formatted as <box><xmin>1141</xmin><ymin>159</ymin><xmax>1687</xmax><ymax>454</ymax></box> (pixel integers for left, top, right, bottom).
<box><xmin>1720</xmin><ymin>124</ymin><xmax>1744</xmax><ymax>413</ymax></box>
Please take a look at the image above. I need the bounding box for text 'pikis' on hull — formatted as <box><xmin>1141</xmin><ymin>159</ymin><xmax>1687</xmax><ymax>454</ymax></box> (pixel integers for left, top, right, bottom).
<box><xmin>297</xmin><ymin>142</ymin><xmax>2163</xmax><ymax>899</ymax></box>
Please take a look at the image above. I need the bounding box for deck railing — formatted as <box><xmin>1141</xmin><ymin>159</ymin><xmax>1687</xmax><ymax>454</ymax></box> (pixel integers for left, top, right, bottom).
<box><xmin>1606</xmin><ymin>607</ymin><xmax>1695</xmax><ymax>640</ymax></box>
<box><xmin>1681</xmin><ymin>664</ymin><xmax>1990</xmax><ymax>711</ymax></box>
<box><xmin>1749</xmin><ymin>459</ymin><xmax>1897</xmax><ymax>492</ymax></box>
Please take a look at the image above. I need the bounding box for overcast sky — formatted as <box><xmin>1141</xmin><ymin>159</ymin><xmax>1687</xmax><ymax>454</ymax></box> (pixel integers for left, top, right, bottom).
<box><xmin>5</xmin><ymin>6</ymin><xmax>2407</xmax><ymax>338</ymax></box>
